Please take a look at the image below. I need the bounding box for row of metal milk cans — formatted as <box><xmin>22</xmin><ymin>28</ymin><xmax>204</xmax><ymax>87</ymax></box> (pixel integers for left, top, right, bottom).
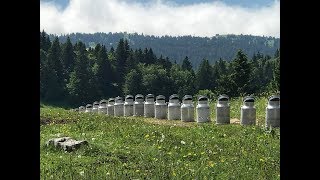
<box><xmin>78</xmin><ymin>94</ymin><xmax>280</xmax><ymax>128</ymax></box>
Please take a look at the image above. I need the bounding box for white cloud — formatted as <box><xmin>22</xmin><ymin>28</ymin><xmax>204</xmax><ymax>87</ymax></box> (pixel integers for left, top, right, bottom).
<box><xmin>40</xmin><ymin>0</ymin><xmax>280</xmax><ymax>37</ymax></box>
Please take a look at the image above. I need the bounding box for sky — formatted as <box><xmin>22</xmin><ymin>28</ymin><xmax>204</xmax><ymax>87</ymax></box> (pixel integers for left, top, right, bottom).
<box><xmin>40</xmin><ymin>0</ymin><xmax>280</xmax><ymax>37</ymax></box>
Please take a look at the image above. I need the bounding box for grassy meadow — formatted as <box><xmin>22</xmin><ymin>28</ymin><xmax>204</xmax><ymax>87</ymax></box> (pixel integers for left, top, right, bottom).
<box><xmin>40</xmin><ymin>97</ymin><xmax>279</xmax><ymax>179</ymax></box>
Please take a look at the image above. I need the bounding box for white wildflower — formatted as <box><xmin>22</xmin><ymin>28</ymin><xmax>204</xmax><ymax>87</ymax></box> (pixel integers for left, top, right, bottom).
<box><xmin>79</xmin><ymin>171</ymin><xmax>84</xmax><ymax>176</ymax></box>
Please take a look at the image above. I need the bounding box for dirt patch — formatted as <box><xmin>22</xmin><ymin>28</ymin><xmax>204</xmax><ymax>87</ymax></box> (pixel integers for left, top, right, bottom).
<box><xmin>143</xmin><ymin>118</ymin><xmax>196</xmax><ymax>127</ymax></box>
<box><xmin>40</xmin><ymin>118</ymin><xmax>76</xmax><ymax>125</ymax></box>
<box><xmin>123</xmin><ymin>116</ymin><xmax>196</xmax><ymax>127</ymax></box>
<box><xmin>230</xmin><ymin>118</ymin><xmax>240</xmax><ymax>124</ymax></box>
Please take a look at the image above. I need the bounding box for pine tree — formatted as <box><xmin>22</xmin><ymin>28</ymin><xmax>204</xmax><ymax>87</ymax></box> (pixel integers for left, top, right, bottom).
<box><xmin>181</xmin><ymin>56</ymin><xmax>193</xmax><ymax>71</ymax></box>
<box><xmin>95</xmin><ymin>45</ymin><xmax>113</xmax><ymax>98</ymax></box>
<box><xmin>274</xmin><ymin>56</ymin><xmax>280</xmax><ymax>90</ymax></box>
<box><xmin>126</xmin><ymin>49</ymin><xmax>137</xmax><ymax>71</ymax></box>
<box><xmin>274</xmin><ymin>48</ymin><xmax>280</xmax><ymax>58</ymax></box>
<box><xmin>40</xmin><ymin>49</ymin><xmax>48</xmax><ymax>99</ymax></box>
<box><xmin>115</xmin><ymin>38</ymin><xmax>127</xmax><ymax>87</ymax></box>
<box><xmin>229</xmin><ymin>50</ymin><xmax>251</xmax><ymax>96</ymax></box>
<box><xmin>40</xmin><ymin>30</ymin><xmax>51</xmax><ymax>52</ymax></box>
<box><xmin>61</xmin><ymin>37</ymin><xmax>75</xmax><ymax>78</ymax></box>
<box><xmin>196</xmin><ymin>59</ymin><xmax>214</xmax><ymax>90</ymax></box>
<box><xmin>67</xmin><ymin>42</ymin><xmax>92</xmax><ymax>105</ymax></box>
<box><xmin>146</xmin><ymin>48</ymin><xmax>156</xmax><ymax>65</ymax></box>
<box><xmin>123</xmin><ymin>69</ymin><xmax>143</xmax><ymax>96</ymax></box>
<box><xmin>46</xmin><ymin>37</ymin><xmax>66</xmax><ymax>100</ymax></box>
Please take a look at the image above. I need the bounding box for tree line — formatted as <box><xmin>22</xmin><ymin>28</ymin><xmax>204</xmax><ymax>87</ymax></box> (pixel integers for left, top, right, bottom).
<box><xmin>40</xmin><ymin>31</ymin><xmax>280</xmax><ymax>107</ymax></box>
<box><xmin>52</xmin><ymin>32</ymin><xmax>280</xmax><ymax>69</ymax></box>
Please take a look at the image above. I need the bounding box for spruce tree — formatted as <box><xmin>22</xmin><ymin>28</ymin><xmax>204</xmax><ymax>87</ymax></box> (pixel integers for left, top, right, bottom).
<box><xmin>61</xmin><ymin>37</ymin><xmax>75</xmax><ymax>78</ymax></box>
<box><xmin>46</xmin><ymin>37</ymin><xmax>66</xmax><ymax>100</ymax></box>
<box><xmin>196</xmin><ymin>59</ymin><xmax>213</xmax><ymax>90</ymax></box>
<box><xmin>229</xmin><ymin>50</ymin><xmax>251</xmax><ymax>96</ymax></box>
<box><xmin>67</xmin><ymin>42</ymin><xmax>92</xmax><ymax>105</ymax></box>
<box><xmin>181</xmin><ymin>56</ymin><xmax>193</xmax><ymax>71</ymax></box>
<box><xmin>95</xmin><ymin>45</ymin><xmax>113</xmax><ymax>98</ymax></box>
<box><xmin>115</xmin><ymin>38</ymin><xmax>127</xmax><ymax>87</ymax></box>
<box><xmin>123</xmin><ymin>69</ymin><xmax>143</xmax><ymax>96</ymax></box>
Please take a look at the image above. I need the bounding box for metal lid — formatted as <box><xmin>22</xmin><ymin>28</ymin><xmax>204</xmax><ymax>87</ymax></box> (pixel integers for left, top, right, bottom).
<box><xmin>135</xmin><ymin>94</ymin><xmax>144</xmax><ymax>99</ymax></box>
<box><xmin>156</xmin><ymin>95</ymin><xmax>165</xmax><ymax>100</ymax></box>
<box><xmin>169</xmin><ymin>94</ymin><xmax>179</xmax><ymax>100</ymax></box>
<box><xmin>125</xmin><ymin>95</ymin><xmax>134</xmax><ymax>100</ymax></box>
<box><xmin>100</xmin><ymin>99</ymin><xmax>107</xmax><ymax>104</ymax></box>
<box><xmin>79</xmin><ymin>106</ymin><xmax>85</xmax><ymax>109</ymax></box>
<box><xmin>218</xmin><ymin>94</ymin><xmax>229</xmax><ymax>101</ymax></box>
<box><xmin>146</xmin><ymin>94</ymin><xmax>154</xmax><ymax>99</ymax></box>
<box><xmin>183</xmin><ymin>95</ymin><xmax>193</xmax><ymax>101</ymax></box>
<box><xmin>93</xmin><ymin>101</ymin><xmax>99</xmax><ymax>105</ymax></box>
<box><xmin>86</xmin><ymin>104</ymin><xmax>92</xmax><ymax>108</ymax></box>
<box><xmin>269</xmin><ymin>95</ymin><xmax>280</xmax><ymax>102</ymax></box>
<box><xmin>108</xmin><ymin>98</ymin><xmax>115</xmax><ymax>102</ymax></box>
<box><xmin>115</xmin><ymin>96</ymin><xmax>123</xmax><ymax>101</ymax></box>
<box><xmin>198</xmin><ymin>95</ymin><xmax>208</xmax><ymax>101</ymax></box>
<box><xmin>243</xmin><ymin>96</ymin><xmax>254</xmax><ymax>102</ymax></box>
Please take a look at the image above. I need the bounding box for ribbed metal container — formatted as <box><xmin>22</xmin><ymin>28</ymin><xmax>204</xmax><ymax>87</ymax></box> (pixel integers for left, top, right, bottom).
<box><xmin>196</xmin><ymin>96</ymin><xmax>210</xmax><ymax>123</ymax></box>
<box><xmin>107</xmin><ymin>98</ymin><xmax>115</xmax><ymax>116</ymax></box>
<box><xmin>181</xmin><ymin>95</ymin><xmax>194</xmax><ymax>122</ymax></box>
<box><xmin>78</xmin><ymin>106</ymin><xmax>85</xmax><ymax>112</ymax></box>
<box><xmin>134</xmin><ymin>94</ymin><xmax>144</xmax><ymax>117</ymax></box>
<box><xmin>114</xmin><ymin>96</ymin><xmax>124</xmax><ymax>116</ymax></box>
<box><xmin>240</xmin><ymin>96</ymin><xmax>256</xmax><ymax>125</ymax></box>
<box><xmin>144</xmin><ymin>94</ymin><xmax>155</xmax><ymax>118</ymax></box>
<box><xmin>155</xmin><ymin>95</ymin><xmax>167</xmax><ymax>119</ymax></box>
<box><xmin>266</xmin><ymin>95</ymin><xmax>280</xmax><ymax>128</ymax></box>
<box><xmin>85</xmin><ymin>104</ymin><xmax>92</xmax><ymax>113</ymax></box>
<box><xmin>124</xmin><ymin>95</ymin><xmax>134</xmax><ymax>116</ymax></box>
<box><xmin>168</xmin><ymin>94</ymin><xmax>181</xmax><ymax>120</ymax></box>
<box><xmin>98</xmin><ymin>99</ymin><xmax>108</xmax><ymax>114</ymax></box>
<box><xmin>92</xmin><ymin>101</ymin><xmax>99</xmax><ymax>113</ymax></box>
<box><xmin>215</xmin><ymin>94</ymin><xmax>230</xmax><ymax>125</ymax></box>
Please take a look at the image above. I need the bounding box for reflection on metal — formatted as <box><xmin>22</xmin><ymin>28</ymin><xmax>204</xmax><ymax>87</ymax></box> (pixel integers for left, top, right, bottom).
<box><xmin>196</xmin><ymin>96</ymin><xmax>210</xmax><ymax>123</ymax></box>
<box><xmin>215</xmin><ymin>94</ymin><xmax>230</xmax><ymax>125</ymax></box>
<box><xmin>266</xmin><ymin>95</ymin><xmax>280</xmax><ymax>128</ymax></box>
<box><xmin>181</xmin><ymin>95</ymin><xmax>194</xmax><ymax>122</ymax></box>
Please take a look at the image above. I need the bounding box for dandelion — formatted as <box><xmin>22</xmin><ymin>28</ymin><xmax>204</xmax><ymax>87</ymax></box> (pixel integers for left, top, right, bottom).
<box><xmin>188</xmin><ymin>152</ymin><xmax>192</xmax><ymax>156</ymax></box>
<box><xmin>136</xmin><ymin>170</ymin><xmax>140</xmax><ymax>173</ymax></box>
<box><xmin>220</xmin><ymin>159</ymin><xmax>225</xmax><ymax>163</ymax></box>
<box><xmin>172</xmin><ymin>171</ymin><xmax>176</xmax><ymax>176</ymax></box>
<box><xmin>208</xmin><ymin>161</ymin><xmax>215</xmax><ymax>167</ymax></box>
<box><xmin>145</xmin><ymin>134</ymin><xmax>149</xmax><ymax>138</ymax></box>
<box><xmin>201</xmin><ymin>152</ymin><xmax>205</xmax><ymax>155</ymax></box>
<box><xmin>181</xmin><ymin>141</ymin><xmax>186</xmax><ymax>145</ymax></box>
<box><xmin>158</xmin><ymin>146</ymin><xmax>162</xmax><ymax>149</ymax></box>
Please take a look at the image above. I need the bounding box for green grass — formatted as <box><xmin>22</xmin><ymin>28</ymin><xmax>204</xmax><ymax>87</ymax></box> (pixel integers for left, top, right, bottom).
<box><xmin>40</xmin><ymin>97</ymin><xmax>279</xmax><ymax>179</ymax></box>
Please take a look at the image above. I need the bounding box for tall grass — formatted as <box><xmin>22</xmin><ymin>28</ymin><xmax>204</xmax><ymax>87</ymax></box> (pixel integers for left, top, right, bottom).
<box><xmin>40</xmin><ymin>96</ymin><xmax>279</xmax><ymax>179</ymax></box>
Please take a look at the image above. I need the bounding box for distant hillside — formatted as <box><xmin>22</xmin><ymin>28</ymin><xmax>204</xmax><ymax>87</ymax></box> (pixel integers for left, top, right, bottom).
<box><xmin>51</xmin><ymin>32</ymin><xmax>279</xmax><ymax>68</ymax></box>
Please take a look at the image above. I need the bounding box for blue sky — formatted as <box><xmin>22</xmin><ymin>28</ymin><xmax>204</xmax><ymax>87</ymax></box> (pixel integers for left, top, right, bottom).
<box><xmin>40</xmin><ymin>0</ymin><xmax>280</xmax><ymax>37</ymax></box>
<box><xmin>42</xmin><ymin>0</ymin><xmax>275</xmax><ymax>9</ymax></box>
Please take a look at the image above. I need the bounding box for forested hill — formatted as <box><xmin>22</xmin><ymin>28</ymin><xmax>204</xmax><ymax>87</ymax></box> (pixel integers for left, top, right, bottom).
<box><xmin>50</xmin><ymin>32</ymin><xmax>280</xmax><ymax>68</ymax></box>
